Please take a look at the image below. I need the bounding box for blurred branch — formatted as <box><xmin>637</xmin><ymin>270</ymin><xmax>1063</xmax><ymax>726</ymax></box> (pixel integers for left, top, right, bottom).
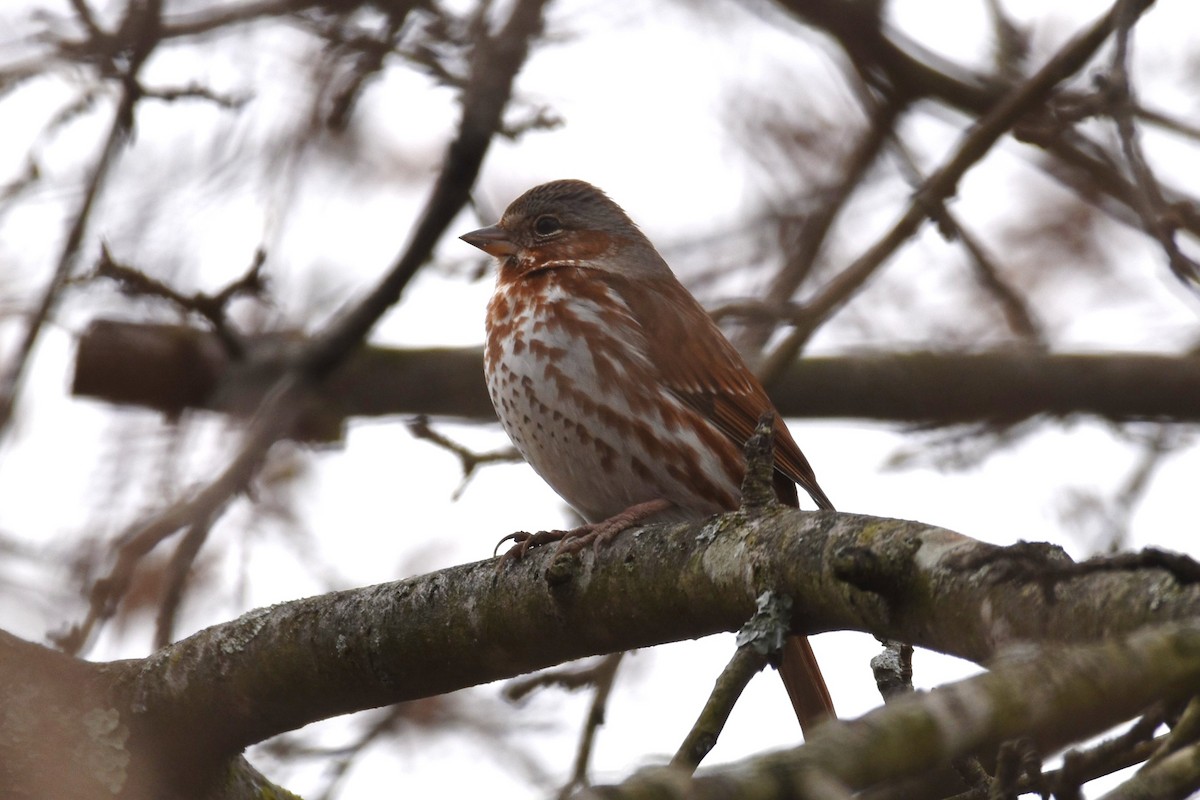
<box><xmin>777</xmin><ymin>0</ymin><xmax>1199</xmax><ymax>248</ymax></box>
<box><xmin>49</xmin><ymin>378</ymin><xmax>296</xmax><ymax>656</ymax></box>
<box><xmin>152</xmin><ymin>513</ymin><xmax>214</xmax><ymax>649</ymax></box>
<box><xmin>88</xmin><ymin>245</ymin><xmax>267</xmax><ymax>357</ymax></box>
<box><xmin>322</xmin><ymin>8</ymin><xmax>410</xmax><ymax>131</ymax></box>
<box><xmin>580</xmin><ymin>622</ymin><xmax>1200</xmax><ymax>799</ymax></box>
<box><xmin>557</xmin><ymin>653</ymin><xmax>625</xmax><ymax>800</ymax></box>
<box><xmin>1062</xmin><ymin>424</ymin><xmax>1186</xmax><ymax>554</ymax></box>
<box><xmin>887</xmin><ymin>139</ymin><xmax>1045</xmax><ymax>345</ymax></box>
<box><xmin>1106</xmin><ymin>0</ymin><xmax>1200</xmax><ymax>287</ymax></box>
<box><xmin>52</xmin><ymin>0</ymin><xmax>548</xmax><ymax>653</ymax></box>
<box><xmin>734</xmin><ymin>93</ymin><xmax>904</xmax><ymax>360</ymax></box>
<box><xmin>406</xmin><ymin>416</ymin><xmax>521</xmax><ymax>500</ymax></box>
<box><xmin>161</xmin><ymin>0</ymin><xmax>320</xmax><ymax>38</ymax></box>
<box><xmin>299</xmin><ymin>0</ymin><xmax>547</xmax><ymax>379</ymax></box>
<box><xmin>761</xmin><ymin>0</ymin><xmax>1148</xmax><ymax>377</ymax></box>
<box><xmin>1099</xmin><ymin>738</ymin><xmax>1200</xmax><ymax>800</ymax></box>
<box><xmin>1045</xmin><ymin>725</ymin><xmax>1163</xmax><ymax>798</ymax></box>
<box><xmin>1148</xmin><ymin>697</ymin><xmax>1200</xmax><ymax>769</ymax></box>
<box><xmin>72</xmin><ymin>320</ymin><xmax>1200</xmax><ymax>427</ymax></box>
<box><xmin>0</xmin><ymin>0</ymin><xmax>164</xmax><ymax>437</ymax></box>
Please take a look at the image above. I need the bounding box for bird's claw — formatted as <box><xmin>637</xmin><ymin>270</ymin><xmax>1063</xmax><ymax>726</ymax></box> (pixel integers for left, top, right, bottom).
<box><xmin>494</xmin><ymin>528</ymin><xmax>568</xmax><ymax>571</ymax></box>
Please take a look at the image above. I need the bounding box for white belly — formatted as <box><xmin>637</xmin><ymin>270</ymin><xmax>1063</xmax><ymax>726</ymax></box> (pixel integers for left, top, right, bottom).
<box><xmin>484</xmin><ymin>276</ymin><xmax>740</xmax><ymax>523</ymax></box>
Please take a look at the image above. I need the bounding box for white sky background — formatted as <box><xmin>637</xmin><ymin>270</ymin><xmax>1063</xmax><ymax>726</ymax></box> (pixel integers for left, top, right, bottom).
<box><xmin>1</xmin><ymin>0</ymin><xmax>1199</xmax><ymax>796</ymax></box>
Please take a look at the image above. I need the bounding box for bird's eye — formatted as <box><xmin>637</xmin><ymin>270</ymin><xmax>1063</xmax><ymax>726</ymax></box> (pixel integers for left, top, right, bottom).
<box><xmin>533</xmin><ymin>215</ymin><xmax>562</xmax><ymax>237</ymax></box>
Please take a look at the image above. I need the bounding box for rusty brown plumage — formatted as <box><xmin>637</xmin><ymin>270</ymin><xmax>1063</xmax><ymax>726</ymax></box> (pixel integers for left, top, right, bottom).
<box><xmin>464</xmin><ymin>178</ymin><xmax>836</xmax><ymax>733</ymax></box>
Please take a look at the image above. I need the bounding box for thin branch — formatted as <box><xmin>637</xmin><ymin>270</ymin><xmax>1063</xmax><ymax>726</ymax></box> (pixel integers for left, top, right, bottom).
<box><xmin>503</xmin><ymin>656</ymin><xmax>624</xmax><ymax>703</ymax></box>
<box><xmin>0</xmin><ymin>0</ymin><xmax>164</xmax><ymax>436</ymax></box>
<box><xmin>153</xmin><ymin>513</ymin><xmax>214</xmax><ymax>648</ymax></box>
<box><xmin>785</xmin><ymin>0</ymin><xmax>1200</xmax><ymax>246</ymax></box>
<box><xmin>886</xmin><ymin>138</ymin><xmax>1045</xmax><ymax>345</ymax></box>
<box><xmin>1147</xmin><ymin>697</ymin><xmax>1200</xmax><ymax>768</ymax></box>
<box><xmin>1097</xmin><ymin>738</ymin><xmax>1200</xmax><ymax>800</ymax></box>
<box><xmin>50</xmin><ymin>375</ymin><xmax>304</xmax><ymax>656</ymax></box>
<box><xmin>160</xmin><ymin>0</ymin><xmax>317</xmax><ymax>39</ymax></box>
<box><xmin>760</xmin><ymin>0</ymin><xmax>1142</xmax><ymax>378</ymax></box>
<box><xmin>89</xmin><ymin>245</ymin><xmax>267</xmax><ymax>357</ymax></box>
<box><xmin>53</xmin><ymin>0</ymin><xmax>547</xmax><ymax>652</ymax></box>
<box><xmin>557</xmin><ymin>653</ymin><xmax>625</xmax><ymax>800</ymax></box>
<box><xmin>671</xmin><ymin>645</ymin><xmax>769</xmax><ymax>773</ymax></box>
<box><xmin>581</xmin><ymin>624</ymin><xmax>1200</xmax><ymax>799</ymax></box>
<box><xmin>736</xmin><ymin>93</ymin><xmax>904</xmax><ymax>363</ymax></box>
<box><xmin>1107</xmin><ymin>0</ymin><xmax>1200</xmax><ymax>288</ymax></box>
<box><xmin>406</xmin><ymin>416</ymin><xmax>521</xmax><ymax>500</ymax></box>
<box><xmin>140</xmin><ymin>82</ymin><xmax>250</xmax><ymax>108</ymax></box>
<box><xmin>323</xmin><ymin>9</ymin><xmax>411</xmax><ymax>132</ymax></box>
<box><xmin>299</xmin><ymin>0</ymin><xmax>549</xmax><ymax>379</ymax></box>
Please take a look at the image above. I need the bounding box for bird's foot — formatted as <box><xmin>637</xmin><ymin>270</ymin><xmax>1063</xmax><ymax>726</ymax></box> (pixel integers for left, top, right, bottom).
<box><xmin>494</xmin><ymin>499</ymin><xmax>674</xmax><ymax>569</ymax></box>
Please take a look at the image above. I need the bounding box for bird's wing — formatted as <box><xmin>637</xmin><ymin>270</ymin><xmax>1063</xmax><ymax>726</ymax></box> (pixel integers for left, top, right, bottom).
<box><xmin>616</xmin><ymin>273</ymin><xmax>834</xmax><ymax>511</ymax></box>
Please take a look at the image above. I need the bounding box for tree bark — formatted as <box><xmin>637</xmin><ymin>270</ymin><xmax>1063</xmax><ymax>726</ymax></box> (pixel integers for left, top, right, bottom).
<box><xmin>5</xmin><ymin>506</ymin><xmax>1198</xmax><ymax>797</ymax></box>
<box><xmin>73</xmin><ymin>319</ymin><xmax>1200</xmax><ymax>437</ymax></box>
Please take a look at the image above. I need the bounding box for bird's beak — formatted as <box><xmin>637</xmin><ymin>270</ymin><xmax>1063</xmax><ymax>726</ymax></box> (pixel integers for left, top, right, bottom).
<box><xmin>460</xmin><ymin>224</ymin><xmax>517</xmax><ymax>257</ymax></box>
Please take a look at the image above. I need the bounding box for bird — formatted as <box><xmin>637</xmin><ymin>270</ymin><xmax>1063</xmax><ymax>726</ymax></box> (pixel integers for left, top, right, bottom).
<box><xmin>461</xmin><ymin>178</ymin><xmax>835</xmax><ymax>734</ymax></box>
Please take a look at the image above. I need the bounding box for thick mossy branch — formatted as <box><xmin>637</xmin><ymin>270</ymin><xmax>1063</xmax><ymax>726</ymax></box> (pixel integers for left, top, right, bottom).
<box><xmin>580</xmin><ymin>624</ymin><xmax>1200</xmax><ymax>799</ymax></box>
<box><xmin>7</xmin><ymin>509</ymin><xmax>1200</xmax><ymax>798</ymax></box>
<box><xmin>93</xmin><ymin>508</ymin><xmax>1200</xmax><ymax>757</ymax></box>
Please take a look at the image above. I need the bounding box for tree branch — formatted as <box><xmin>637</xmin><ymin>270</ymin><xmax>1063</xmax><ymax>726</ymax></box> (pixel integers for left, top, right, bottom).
<box><xmin>72</xmin><ymin>320</ymin><xmax>1200</xmax><ymax>429</ymax></box>
<box><xmin>102</xmin><ymin>508</ymin><xmax>1200</xmax><ymax>754</ymax></box>
<box><xmin>579</xmin><ymin>623</ymin><xmax>1200</xmax><ymax>799</ymax></box>
<box><xmin>761</xmin><ymin>0</ymin><xmax>1150</xmax><ymax>372</ymax></box>
<box><xmin>8</xmin><ymin>506</ymin><xmax>1200</xmax><ymax>796</ymax></box>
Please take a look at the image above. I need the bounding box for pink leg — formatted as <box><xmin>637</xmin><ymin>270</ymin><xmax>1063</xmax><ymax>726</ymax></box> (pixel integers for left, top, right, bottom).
<box><xmin>495</xmin><ymin>498</ymin><xmax>674</xmax><ymax>567</ymax></box>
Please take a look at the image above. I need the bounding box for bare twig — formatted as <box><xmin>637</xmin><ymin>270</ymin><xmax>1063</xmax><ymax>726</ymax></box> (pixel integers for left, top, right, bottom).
<box><xmin>1098</xmin><ymin>737</ymin><xmax>1200</xmax><ymax>800</ymax></box>
<box><xmin>91</xmin><ymin>245</ymin><xmax>267</xmax><ymax>357</ymax></box>
<box><xmin>737</xmin><ymin>92</ymin><xmax>903</xmax><ymax>368</ymax></box>
<box><xmin>52</xmin><ymin>0</ymin><xmax>548</xmax><ymax>652</ymax></box>
<box><xmin>1151</xmin><ymin>697</ymin><xmax>1200</xmax><ymax>762</ymax></box>
<box><xmin>785</xmin><ymin>0</ymin><xmax>1200</xmax><ymax>247</ymax></box>
<box><xmin>141</xmin><ymin>82</ymin><xmax>250</xmax><ymax>108</ymax></box>
<box><xmin>299</xmin><ymin>0</ymin><xmax>548</xmax><ymax>379</ymax></box>
<box><xmin>153</xmin><ymin>514</ymin><xmax>214</xmax><ymax>648</ymax></box>
<box><xmin>671</xmin><ymin>645</ymin><xmax>770</xmax><ymax>773</ymax></box>
<box><xmin>1107</xmin><ymin>0</ymin><xmax>1200</xmax><ymax>288</ymax></box>
<box><xmin>556</xmin><ymin>653</ymin><xmax>625</xmax><ymax>800</ymax></box>
<box><xmin>323</xmin><ymin>9</ymin><xmax>410</xmax><ymax>131</ymax></box>
<box><xmin>760</xmin><ymin>0</ymin><xmax>1151</xmax><ymax>379</ymax></box>
<box><xmin>1049</xmin><ymin>710</ymin><xmax>1167</xmax><ymax>797</ymax></box>
<box><xmin>406</xmin><ymin>416</ymin><xmax>521</xmax><ymax>500</ymax></box>
<box><xmin>1089</xmin><ymin>424</ymin><xmax>1182</xmax><ymax>552</ymax></box>
<box><xmin>160</xmin><ymin>0</ymin><xmax>316</xmax><ymax>39</ymax></box>
<box><xmin>887</xmin><ymin>138</ymin><xmax>1045</xmax><ymax>344</ymax></box>
<box><xmin>503</xmin><ymin>655</ymin><xmax>622</xmax><ymax>704</ymax></box>
<box><xmin>0</xmin><ymin>0</ymin><xmax>164</xmax><ymax>437</ymax></box>
<box><xmin>710</xmin><ymin>298</ymin><xmax>808</xmax><ymax>326</ymax></box>
<box><xmin>50</xmin><ymin>375</ymin><xmax>305</xmax><ymax>655</ymax></box>
<box><xmin>870</xmin><ymin>641</ymin><xmax>913</xmax><ymax>702</ymax></box>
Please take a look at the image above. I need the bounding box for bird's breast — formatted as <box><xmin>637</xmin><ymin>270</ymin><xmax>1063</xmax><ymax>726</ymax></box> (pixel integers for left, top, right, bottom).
<box><xmin>484</xmin><ymin>270</ymin><xmax>743</xmax><ymax>522</ymax></box>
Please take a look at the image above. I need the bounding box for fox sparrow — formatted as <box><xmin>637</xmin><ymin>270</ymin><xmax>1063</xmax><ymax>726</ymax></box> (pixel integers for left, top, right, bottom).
<box><xmin>462</xmin><ymin>179</ymin><xmax>836</xmax><ymax>733</ymax></box>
